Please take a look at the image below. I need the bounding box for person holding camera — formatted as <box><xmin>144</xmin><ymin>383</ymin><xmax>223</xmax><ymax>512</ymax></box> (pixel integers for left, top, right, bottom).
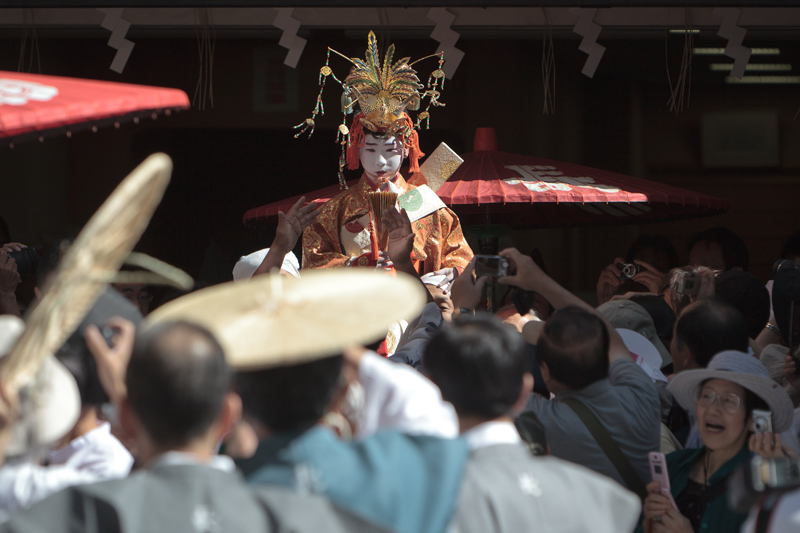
<box><xmin>497</xmin><ymin>248</ymin><xmax>662</xmax><ymax>494</ymax></box>
<box><xmin>0</xmin><ymin>250</ymin><xmax>20</xmax><ymax>318</ymax></box>
<box><xmin>596</xmin><ymin>234</ymin><xmax>679</xmax><ymax>306</ymax></box>
<box><xmin>640</xmin><ymin>350</ymin><xmax>794</xmax><ymax>533</ymax></box>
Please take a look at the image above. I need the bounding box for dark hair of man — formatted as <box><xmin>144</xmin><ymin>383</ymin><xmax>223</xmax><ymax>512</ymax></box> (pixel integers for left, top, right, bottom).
<box><xmin>780</xmin><ymin>231</ymin><xmax>800</xmax><ymax>260</ymax></box>
<box><xmin>626</xmin><ymin>234</ymin><xmax>679</xmax><ymax>272</ymax></box>
<box><xmin>424</xmin><ymin>314</ymin><xmax>527</xmax><ymax>419</ymax></box>
<box><xmin>687</xmin><ymin>226</ymin><xmax>749</xmax><ymax>271</ymax></box>
<box><xmin>236</xmin><ymin>355</ymin><xmax>344</xmax><ymax>433</ymax></box>
<box><xmin>126</xmin><ymin>321</ymin><xmax>231</xmax><ymax>448</ymax></box>
<box><xmin>537</xmin><ymin>306</ymin><xmax>610</xmax><ymax>390</ymax></box>
<box><xmin>714</xmin><ymin>271</ymin><xmax>770</xmax><ymax>339</ymax></box>
<box><xmin>56</xmin><ymin>343</ymin><xmax>108</xmax><ymax>406</ymax></box>
<box><xmin>674</xmin><ymin>300</ymin><xmax>749</xmax><ymax>368</ymax></box>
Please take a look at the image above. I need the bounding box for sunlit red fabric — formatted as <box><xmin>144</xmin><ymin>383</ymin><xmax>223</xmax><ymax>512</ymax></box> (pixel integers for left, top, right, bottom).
<box><xmin>0</xmin><ymin>71</ymin><xmax>189</xmax><ymax>143</ymax></box>
<box><xmin>433</xmin><ymin>150</ymin><xmax>730</xmax><ymax>226</ymax></box>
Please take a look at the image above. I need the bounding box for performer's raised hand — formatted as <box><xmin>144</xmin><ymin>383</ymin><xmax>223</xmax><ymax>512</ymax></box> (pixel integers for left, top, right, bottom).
<box><xmin>383</xmin><ymin>207</ymin><xmax>415</xmax><ymax>271</ymax></box>
<box><xmin>274</xmin><ymin>196</ymin><xmax>319</xmax><ymax>254</ymax></box>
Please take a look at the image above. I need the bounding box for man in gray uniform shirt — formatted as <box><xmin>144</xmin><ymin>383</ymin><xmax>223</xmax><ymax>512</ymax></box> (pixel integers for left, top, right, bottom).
<box><xmin>427</xmin><ymin>263</ymin><xmax>641</xmax><ymax>533</ymax></box>
<box><xmin>498</xmin><ymin>248</ymin><xmax>661</xmax><ymax>492</ymax></box>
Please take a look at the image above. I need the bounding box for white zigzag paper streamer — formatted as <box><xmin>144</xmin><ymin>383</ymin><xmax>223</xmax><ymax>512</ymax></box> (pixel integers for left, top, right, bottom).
<box><xmin>570</xmin><ymin>8</ymin><xmax>605</xmax><ymax>78</ymax></box>
<box><xmin>97</xmin><ymin>8</ymin><xmax>134</xmax><ymax>74</ymax></box>
<box><xmin>427</xmin><ymin>8</ymin><xmax>464</xmax><ymax>79</ymax></box>
<box><xmin>273</xmin><ymin>8</ymin><xmax>306</xmax><ymax>69</ymax></box>
<box><xmin>713</xmin><ymin>7</ymin><xmax>751</xmax><ymax>79</ymax></box>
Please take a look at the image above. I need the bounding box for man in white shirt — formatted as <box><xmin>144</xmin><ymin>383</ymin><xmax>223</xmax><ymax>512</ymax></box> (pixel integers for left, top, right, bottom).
<box><xmin>424</xmin><ymin>312</ymin><xmax>641</xmax><ymax>533</ymax></box>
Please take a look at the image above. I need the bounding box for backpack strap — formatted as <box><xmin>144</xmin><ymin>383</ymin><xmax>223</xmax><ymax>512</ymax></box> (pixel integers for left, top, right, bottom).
<box><xmin>562</xmin><ymin>397</ymin><xmax>648</xmax><ymax>500</ymax></box>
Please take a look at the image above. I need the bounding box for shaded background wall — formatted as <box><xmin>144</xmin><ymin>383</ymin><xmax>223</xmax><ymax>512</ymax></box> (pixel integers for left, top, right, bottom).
<box><xmin>0</xmin><ymin>27</ymin><xmax>798</xmax><ymax>303</ymax></box>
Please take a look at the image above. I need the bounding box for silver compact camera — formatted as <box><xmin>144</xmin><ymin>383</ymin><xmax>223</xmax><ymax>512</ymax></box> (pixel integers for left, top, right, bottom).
<box><xmin>475</xmin><ymin>255</ymin><xmax>509</xmax><ymax>279</ymax></box>
<box><xmin>616</xmin><ymin>263</ymin><xmax>642</xmax><ymax>280</ymax></box>
<box><xmin>676</xmin><ymin>272</ymin><xmax>701</xmax><ymax>296</ymax></box>
<box><xmin>753</xmin><ymin>409</ymin><xmax>774</xmax><ymax>436</ymax></box>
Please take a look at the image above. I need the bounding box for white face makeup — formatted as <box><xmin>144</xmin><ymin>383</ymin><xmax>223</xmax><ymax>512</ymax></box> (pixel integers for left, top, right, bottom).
<box><xmin>359</xmin><ymin>133</ymin><xmax>406</xmax><ymax>185</ymax></box>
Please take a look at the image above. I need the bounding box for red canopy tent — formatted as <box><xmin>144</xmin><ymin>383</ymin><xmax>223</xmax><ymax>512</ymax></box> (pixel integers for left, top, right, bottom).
<box><xmin>0</xmin><ymin>71</ymin><xmax>189</xmax><ymax>146</ymax></box>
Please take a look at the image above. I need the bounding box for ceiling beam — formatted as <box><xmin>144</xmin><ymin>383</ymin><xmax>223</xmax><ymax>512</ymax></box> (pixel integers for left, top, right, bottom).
<box><xmin>1</xmin><ymin>7</ymin><xmax>800</xmax><ymax>29</ymax></box>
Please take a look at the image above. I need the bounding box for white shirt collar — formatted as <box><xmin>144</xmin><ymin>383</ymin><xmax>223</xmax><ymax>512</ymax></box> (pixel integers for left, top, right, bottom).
<box><xmin>148</xmin><ymin>451</ymin><xmax>235</xmax><ymax>473</ymax></box>
<box><xmin>462</xmin><ymin>420</ymin><xmax>521</xmax><ymax>451</ymax></box>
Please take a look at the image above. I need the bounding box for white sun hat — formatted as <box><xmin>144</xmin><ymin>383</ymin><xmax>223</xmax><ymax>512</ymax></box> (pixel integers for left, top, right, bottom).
<box><xmin>232</xmin><ymin>249</ymin><xmax>301</xmax><ymax>281</ymax></box>
<box><xmin>668</xmin><ymin>350</ymin><xmax>795</xmax><ymax>433</ymax></box>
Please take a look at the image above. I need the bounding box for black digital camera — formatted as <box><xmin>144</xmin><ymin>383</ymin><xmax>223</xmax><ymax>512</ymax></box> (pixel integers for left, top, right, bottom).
<box><xmin>7</xmin><ymin>246</ymin><xmax>41</xmax><ymax>276</ymax></box>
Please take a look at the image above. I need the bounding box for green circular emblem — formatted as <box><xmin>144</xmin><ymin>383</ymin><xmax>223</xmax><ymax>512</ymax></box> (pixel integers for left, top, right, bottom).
<box><xmin>399</xmin><ymin>189</ymin><xmax>423</xmax><ymax>212</ymax></box>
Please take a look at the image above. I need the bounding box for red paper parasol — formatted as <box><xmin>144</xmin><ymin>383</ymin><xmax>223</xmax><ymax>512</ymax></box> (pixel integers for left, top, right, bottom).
<box><xmin>436</xmin><ymin>128</ymin><xmax>730</xmax><ymax>227</ymax></box>
<box><xmin>243</xmin><ymin>179</ymin><xmax>358</xmax><ymax>226</ymax></box>
<box><xmin>0</xmin><ymin>71</ymin><xmax>189</xmax><ymax>147</ymax></box>
<box><xmin>243</xmin><ymin>128</ymin><xmax>729</xmax><ymax>229</ymax></box>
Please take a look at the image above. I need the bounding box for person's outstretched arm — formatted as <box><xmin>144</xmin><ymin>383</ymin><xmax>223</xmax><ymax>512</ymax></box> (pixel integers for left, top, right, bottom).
<box><xmin>498</xmin><ymin>247</ymin><xmax>631</xmax><ymax>364</ymax></box>
<box><xmin>344</xmin><ymin>347</ymin><xmax>458</xmax><ymax>440</ymax></box>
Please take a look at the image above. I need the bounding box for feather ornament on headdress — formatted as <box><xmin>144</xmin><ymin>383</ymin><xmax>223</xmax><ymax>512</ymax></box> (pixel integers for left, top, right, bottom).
<box><xmin>294</xmin><ymin>31</ymin><xmax>447</xmax><ymax>188</ymax></box>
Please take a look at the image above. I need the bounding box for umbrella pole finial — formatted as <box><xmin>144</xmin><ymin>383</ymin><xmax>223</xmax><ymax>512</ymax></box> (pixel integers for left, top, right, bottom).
<box><xmin>473</xmin><ymin>128</ymin><xmax>498</xmax><ymax>151</ymax></box>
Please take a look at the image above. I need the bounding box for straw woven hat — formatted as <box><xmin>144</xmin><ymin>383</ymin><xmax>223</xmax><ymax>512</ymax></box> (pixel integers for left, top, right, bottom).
<box><xmin>0</xmin><ymin>153</ymin><xmax>172</xmax><ymax>391</ymax></box>
<box><xmin>145</xmin><ymin>269</ymin><xmax>427</xmax><ymax>370</ymax></box>
<box><xmin>668</xmin><ymin>350</ymin><xmax>795</xmax><ymax>433</ymax></box>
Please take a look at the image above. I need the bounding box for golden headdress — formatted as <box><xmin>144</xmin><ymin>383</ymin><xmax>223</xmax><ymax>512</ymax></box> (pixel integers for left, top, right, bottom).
<box><xmin>294</xmin><ymin>31</ymin><xmax>447</xmax><ymax>188</ymax></box>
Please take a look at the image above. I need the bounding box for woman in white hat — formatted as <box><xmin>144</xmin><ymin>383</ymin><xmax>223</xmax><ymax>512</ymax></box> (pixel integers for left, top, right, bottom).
<box><xmin>640</xmin><ymin>350</ymin><xmax>795</xmax><ymax>533</ymax></box>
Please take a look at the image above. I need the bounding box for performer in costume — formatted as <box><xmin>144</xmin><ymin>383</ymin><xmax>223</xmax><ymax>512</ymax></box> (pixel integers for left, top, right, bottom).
<box><xmin>296</xmin><ymin>31</ymin><xmax>473</xmax><ymax>273</ymax></box>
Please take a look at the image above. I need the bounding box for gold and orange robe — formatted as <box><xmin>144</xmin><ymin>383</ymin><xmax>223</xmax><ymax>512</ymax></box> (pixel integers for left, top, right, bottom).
<box><xmin>302</xmin><ymin>174</ymin><xmax>473</xmax><ymax>273</ymax></box>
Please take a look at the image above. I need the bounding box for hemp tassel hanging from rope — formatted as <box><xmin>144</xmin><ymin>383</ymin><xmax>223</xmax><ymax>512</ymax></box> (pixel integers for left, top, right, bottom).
<box><xmin>193</xmin><ymin>8</ymin><xmax>216</xmax><ymax>110</ymax></box>
<box><xmin>18</xmin><ymin>8</ymin><xmax>42</xmax><ymax>74</ymax></box>
<box><xmin>541</xmin><ymin>8</ymin><xmax>556</xmax><ymax>115</ymax></box>
<box><xmin>666</xmin><ymin>9</ymin><xmax>693</xmax><ymax>114</ymax></box>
